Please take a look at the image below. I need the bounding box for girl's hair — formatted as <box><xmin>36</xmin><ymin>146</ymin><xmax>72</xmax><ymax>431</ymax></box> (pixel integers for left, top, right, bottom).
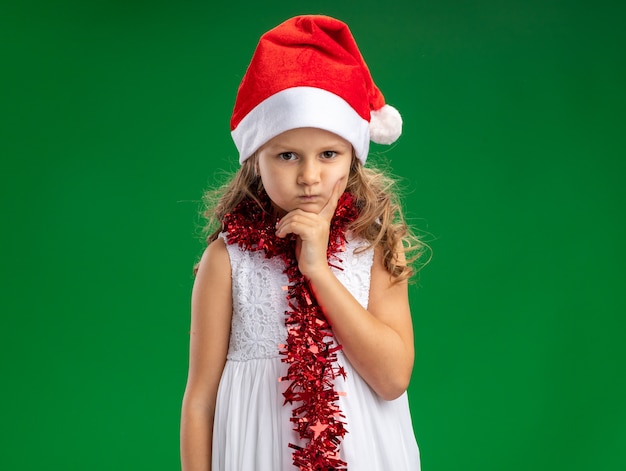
<box><xmin>197</xmin><ymin>155</ymin><xmax>428</xmax><ymax>282</ymax></box>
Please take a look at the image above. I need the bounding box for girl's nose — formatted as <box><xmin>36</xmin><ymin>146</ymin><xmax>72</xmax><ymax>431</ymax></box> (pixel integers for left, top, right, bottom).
<box><xmin>297</xmin><ymin>159</ymin><xmax>320</xmax><ymax>185</ymax></box>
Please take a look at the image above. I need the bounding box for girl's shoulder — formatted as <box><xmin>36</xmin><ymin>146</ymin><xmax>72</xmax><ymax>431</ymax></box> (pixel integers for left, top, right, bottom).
<box><xmin>196</xmin><ymin>237</ymin><xmax>230</xmax><ymax>279</ymax></box>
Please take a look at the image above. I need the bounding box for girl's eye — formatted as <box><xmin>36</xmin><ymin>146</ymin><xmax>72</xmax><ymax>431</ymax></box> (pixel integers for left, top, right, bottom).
<box><xmin>278</xmin><ymin>152</ymin><xmax>297</xmax><ymax>161</ymax></box>
<box><xmin>321</xmin><ymin>151</ymin><xmax>337</xmax><ymax>159</ymax></box>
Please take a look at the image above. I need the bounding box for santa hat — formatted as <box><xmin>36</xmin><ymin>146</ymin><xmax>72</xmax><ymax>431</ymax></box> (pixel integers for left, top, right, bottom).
<box><xmin>230</xmin><ymin>15</ymin><xmax>402</xmax><ymax>165</ymax></box>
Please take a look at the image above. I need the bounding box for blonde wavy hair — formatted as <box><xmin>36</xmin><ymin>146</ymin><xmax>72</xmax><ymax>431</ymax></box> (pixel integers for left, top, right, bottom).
<box><xmin>197</xmin><ymin>155</ymin><xmax>428</xmax><ymax>282</ymax></box>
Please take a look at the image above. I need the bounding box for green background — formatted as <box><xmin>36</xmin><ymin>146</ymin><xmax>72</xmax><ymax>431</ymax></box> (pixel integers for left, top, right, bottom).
<box><xmin>2</xmin><ymin>0</ymin><xmax>624</xmax><ymax>469</ymax></box>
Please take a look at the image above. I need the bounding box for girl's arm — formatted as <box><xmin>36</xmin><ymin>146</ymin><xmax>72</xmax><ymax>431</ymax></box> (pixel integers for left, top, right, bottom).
<box><xmin>305</xmin><ymin>244</ymin><xmax>413</xmax><ymax>401</ymax></box>
<box><xmin>276</xmin><ymin>183</ymin><xmax>414</xmax><ymax>401</ymax></box>
<box><xmin>180</xmin><ymin>238</ymin><xmax>232</xmax><ymax>471</ymax></box>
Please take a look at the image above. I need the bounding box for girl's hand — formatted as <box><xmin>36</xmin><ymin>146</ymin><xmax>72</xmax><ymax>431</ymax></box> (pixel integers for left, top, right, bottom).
<box><xmin>275</xmin><ymin>179</ymin><xmax>344</xmax><ymax>278</ymax></box>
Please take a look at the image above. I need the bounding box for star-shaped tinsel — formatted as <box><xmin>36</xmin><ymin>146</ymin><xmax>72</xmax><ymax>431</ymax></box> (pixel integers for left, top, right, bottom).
<box><xmin>223</xmin><ymin>191</ymin><xmax>359</xmax><ymax>470</ymax></box>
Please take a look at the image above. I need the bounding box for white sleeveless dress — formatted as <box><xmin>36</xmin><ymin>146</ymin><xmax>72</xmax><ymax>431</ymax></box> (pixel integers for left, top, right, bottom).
<box><xmin>212</xmin><ymin>235</ymin><xmax>421</xmax><ymax>470</ymax></box>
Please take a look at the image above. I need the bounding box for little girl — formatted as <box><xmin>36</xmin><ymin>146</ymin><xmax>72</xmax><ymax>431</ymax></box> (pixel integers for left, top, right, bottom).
<box><xmin>181</xmin><ymin>15</ymin><xmax>425</xmax><ymax>471</ymax></box>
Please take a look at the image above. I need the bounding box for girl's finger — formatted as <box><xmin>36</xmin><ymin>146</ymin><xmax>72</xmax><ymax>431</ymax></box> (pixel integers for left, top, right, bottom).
<box><xmin>319</xmin><ymin>178</ymin><xmax>345</xmax><ymax>222</ymax></box>
<box><xmin>276</xmin><ymin>212</ymin><xmax>315</xmax><ymax>237</ymax></box>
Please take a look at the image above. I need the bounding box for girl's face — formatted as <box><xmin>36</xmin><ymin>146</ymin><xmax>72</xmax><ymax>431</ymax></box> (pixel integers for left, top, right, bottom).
<box><xmin>257</xmin><ymin>127</ymin><xmax>353</xmax><ymax>217</ymax></box>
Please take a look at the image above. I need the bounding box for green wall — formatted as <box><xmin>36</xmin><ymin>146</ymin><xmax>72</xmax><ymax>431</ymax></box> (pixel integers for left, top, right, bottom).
<box><xmin>2</xmin><ymin>1</ymin><xmax>624</xmax><ymax>469</ymax></box>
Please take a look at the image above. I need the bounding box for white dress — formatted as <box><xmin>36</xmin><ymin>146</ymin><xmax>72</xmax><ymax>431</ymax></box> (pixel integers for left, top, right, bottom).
<box><xmin>213</xmin><ymin>235</ymin><xmax>421</xmax><ymax>470</ymax></box>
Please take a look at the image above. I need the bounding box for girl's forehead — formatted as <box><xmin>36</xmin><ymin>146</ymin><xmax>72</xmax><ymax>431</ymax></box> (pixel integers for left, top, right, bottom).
<box><xmin>261</xmin><ymin>127</ymin><xmax>352</xmax><ymax>150</ymax></box>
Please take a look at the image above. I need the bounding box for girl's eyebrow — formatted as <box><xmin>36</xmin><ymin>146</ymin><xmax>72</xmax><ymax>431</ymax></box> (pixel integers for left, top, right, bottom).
<box><xmin>322</xmin><ymin>141</ymin><xmax>351</xmax><ymax>149</ymax></box>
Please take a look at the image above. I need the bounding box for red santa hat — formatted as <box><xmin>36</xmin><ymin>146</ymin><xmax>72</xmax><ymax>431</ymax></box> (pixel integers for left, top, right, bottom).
<box><xmin>230</xmin><ymin>15</ymin><xmax>402</xmax><ymax>165</ymax></box>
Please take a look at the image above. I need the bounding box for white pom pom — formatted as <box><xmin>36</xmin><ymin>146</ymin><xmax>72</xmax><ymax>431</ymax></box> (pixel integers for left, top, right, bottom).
<box><xmin>369</xmin><ymin>104</ymin><xmax>402</xmax><ymax>144</ymax></box>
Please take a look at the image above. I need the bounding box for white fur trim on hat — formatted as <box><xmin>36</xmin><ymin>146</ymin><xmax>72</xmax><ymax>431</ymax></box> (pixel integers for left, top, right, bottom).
<box><xmin>369</xmin><ymin>104</ymin><xmax>402</xmax><ymax>145</ymax></box>
<box><xmin>231</xmin><ymin>87</ymin><xmax>371</xmax><ymax>164</ymax></box>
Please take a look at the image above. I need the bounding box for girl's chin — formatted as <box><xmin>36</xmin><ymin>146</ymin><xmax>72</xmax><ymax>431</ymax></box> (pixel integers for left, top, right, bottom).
<box><xmin>271</xmin><ymin>202</ymin><xmax>321</xmax><ymax>217</ymax></box>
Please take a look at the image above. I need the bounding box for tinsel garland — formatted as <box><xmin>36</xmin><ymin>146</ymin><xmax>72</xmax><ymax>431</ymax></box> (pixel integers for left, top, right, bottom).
<box><xmin>222</xmin><ymin>191</ymin><xmax>360</xmax><ymax>470</ymax></box>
